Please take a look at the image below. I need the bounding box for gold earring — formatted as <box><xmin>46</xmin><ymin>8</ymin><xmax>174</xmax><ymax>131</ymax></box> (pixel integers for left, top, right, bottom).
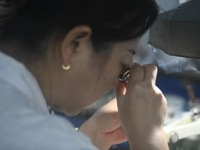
<box><xmin>62</xmin><ymin>64</ymin><xmax>71</xmax><ymax>71</ymax></box>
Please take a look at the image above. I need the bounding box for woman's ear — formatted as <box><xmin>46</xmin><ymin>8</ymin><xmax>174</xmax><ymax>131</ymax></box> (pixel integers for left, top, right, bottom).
<box><xmin>60</xmin><ymin>26</ymin><xmax>92</xmax><ymax>66</ymax></box>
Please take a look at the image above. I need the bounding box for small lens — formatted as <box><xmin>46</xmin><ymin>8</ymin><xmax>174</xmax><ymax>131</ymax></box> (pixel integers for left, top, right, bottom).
<box><xmin>118</xmin><ymin>65</ymin><xmax>131</xmax><ymax>82</ymax></box>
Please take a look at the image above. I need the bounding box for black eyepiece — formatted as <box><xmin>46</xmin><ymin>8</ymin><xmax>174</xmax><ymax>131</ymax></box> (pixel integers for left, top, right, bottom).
<box><xmin>118</xmin><ymin>65</ymin><xmax>131</xmax><ymax>82</ymax></box>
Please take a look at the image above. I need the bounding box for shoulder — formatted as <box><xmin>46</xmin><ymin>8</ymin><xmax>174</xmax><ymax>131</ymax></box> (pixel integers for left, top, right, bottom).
<box><xmin>0</xmin><ymin>113</ymin><xmax>97</xmax><ymax>150</ymax></box>
<box><xmin>0</xmin><ymin>82</ymin><xmax>95</xmax><ymax>150</ymax></box>
<box><xmin>0</xmin><ymin>79</ymin><xmax>97</xmax><ymax>150</ymax></box>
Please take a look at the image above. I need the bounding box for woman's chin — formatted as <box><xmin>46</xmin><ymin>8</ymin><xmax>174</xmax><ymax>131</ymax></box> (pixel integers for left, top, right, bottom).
<box><xmin>51</xmin><ymin>105</ymin><xmax>82</xmax><ymax>116</ymax></box>
<box><xmin>62</xmin><ymin>107</ymin><xmax>84</xmax><ymax>116</ymax></box>
<box><xmin>63</xmin><ymin>110</ymin><xmax>82</xmax><ymax>116</ymax></box>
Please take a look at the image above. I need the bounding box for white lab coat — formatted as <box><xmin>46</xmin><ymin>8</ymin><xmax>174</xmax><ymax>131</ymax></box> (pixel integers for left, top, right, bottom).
<box><xmin>0</xmin><ymin>52</ymin><xmax>97</xmax><ymax>150</ymax></box>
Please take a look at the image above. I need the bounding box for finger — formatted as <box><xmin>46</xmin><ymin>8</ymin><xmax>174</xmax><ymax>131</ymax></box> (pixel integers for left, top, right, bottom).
<box><xmin>128</xmin><ymin>63</ymin><xmax>145</xmax><ymax>85</ymax></box>
<box><xmin>143</xmin><ymin>64</ymin><xmax>158</xmax><ymax>85</ymax></box>
<box><xmin>115</xmin><ymin>81</ymin><xmax>126</xmax><ymax>98</ymax></box>
<box><xmin>115</xmin><ymin>81</ymin><xmax>126</xmax><ymax>107</ymax></box>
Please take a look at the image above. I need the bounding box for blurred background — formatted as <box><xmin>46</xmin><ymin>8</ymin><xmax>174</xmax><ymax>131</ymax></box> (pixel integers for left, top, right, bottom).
<box><xmin>55</xmin><ymin>0</ymin><xmax>200</xmax><ymax>149</ymax></box>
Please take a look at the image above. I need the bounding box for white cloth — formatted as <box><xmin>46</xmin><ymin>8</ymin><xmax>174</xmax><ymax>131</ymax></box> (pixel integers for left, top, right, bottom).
<box><xmin>0</xmin><ymin>52</ymin><xmax>97</xmax><ymax>150</ymax></box>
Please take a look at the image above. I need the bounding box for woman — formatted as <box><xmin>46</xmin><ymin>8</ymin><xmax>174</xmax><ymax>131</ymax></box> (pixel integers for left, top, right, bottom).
<box><xmin>0</xmin><ymin>0</ymin><xmax>168</xmax><ymax>150</ymax></box>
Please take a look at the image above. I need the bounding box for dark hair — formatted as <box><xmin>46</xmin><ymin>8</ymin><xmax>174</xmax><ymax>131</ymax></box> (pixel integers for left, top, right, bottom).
<box><xmin>0</xmin><ymin>0</ymin><xmax>158</xmax><ymax>61</ymax></box>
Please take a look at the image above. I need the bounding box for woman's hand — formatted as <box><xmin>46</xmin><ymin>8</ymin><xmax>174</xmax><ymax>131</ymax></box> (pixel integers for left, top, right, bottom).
<box><xmin>116</xmin><ymin>64</ymin><xmax>168</xmax><ymax>150</ymax></box>
<box><xmin>79</xmin><ymin>99</ymin><xmax>126</xmax><ymax>150</ymax></box>
<box><xmin>80</xmin><ymin>64</ymin><xmax>168</xmax><ymax>150</ymax></box>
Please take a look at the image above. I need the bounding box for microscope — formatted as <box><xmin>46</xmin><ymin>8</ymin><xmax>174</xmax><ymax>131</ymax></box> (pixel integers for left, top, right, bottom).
<box><xmin>149</xmin><ymin>0</ymin><xmax>200</xmax><ymax>149</ymax></box>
